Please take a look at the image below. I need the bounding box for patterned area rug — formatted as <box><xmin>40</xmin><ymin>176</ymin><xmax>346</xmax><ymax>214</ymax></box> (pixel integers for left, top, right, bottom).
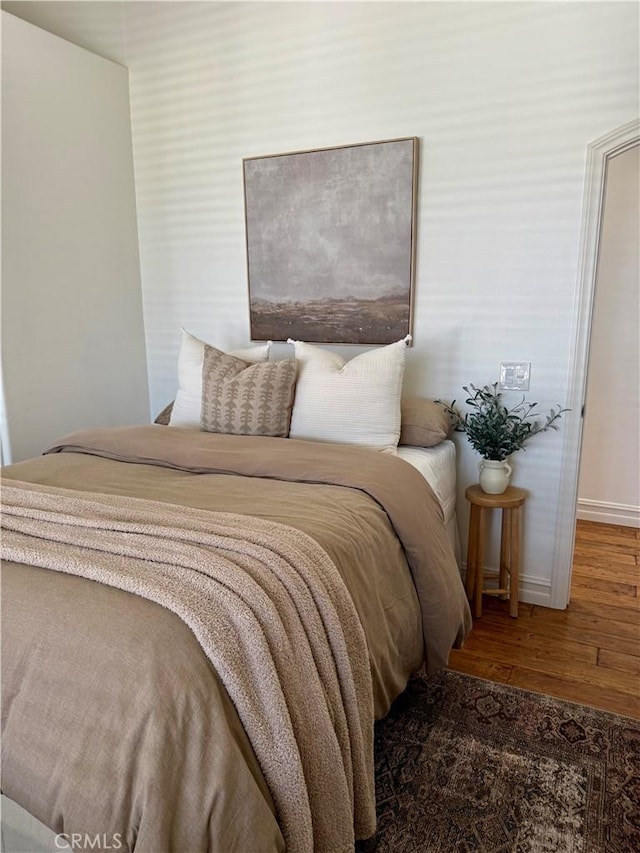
<box><xmin>360</xmin><ymin>670</ymin><xmax>639</xmax><ymax>852</ymax></box>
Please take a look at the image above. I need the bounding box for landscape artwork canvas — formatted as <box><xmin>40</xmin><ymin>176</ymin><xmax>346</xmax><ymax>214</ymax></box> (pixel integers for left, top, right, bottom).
<box><xmin>243</xmin><ymin>137</ymin><xmax>418</xmax><ymax>344</ymax></box>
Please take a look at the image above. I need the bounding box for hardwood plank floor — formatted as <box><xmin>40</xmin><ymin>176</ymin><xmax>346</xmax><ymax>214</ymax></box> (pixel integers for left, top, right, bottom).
<box><xmin>448</xmin><ymin>519</ymin><xmax>640</xmax><ymax>719</ymax></box>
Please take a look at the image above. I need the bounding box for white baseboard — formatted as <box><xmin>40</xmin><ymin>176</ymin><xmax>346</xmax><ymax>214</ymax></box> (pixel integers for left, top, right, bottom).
<box><xmin>518</xmin><ymin>574</ymin><xmax>554</xmax><ymax>607</ymax></box>
<box><xmin>576</xmin><ymin>499</ymin><xmax>640</xmax><ymax>528</ymax></box>
<box><xmin>463</xmin><ymin>565</ymin><xmax>553</xmax><ymax>608</ymax></box>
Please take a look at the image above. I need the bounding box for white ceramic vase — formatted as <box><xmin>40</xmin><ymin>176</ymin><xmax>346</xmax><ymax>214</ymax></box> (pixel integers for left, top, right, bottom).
<box><xmin>478</xmin><ymin>458</ymin><xmax>513</xmax><ymax>494</ymax></box>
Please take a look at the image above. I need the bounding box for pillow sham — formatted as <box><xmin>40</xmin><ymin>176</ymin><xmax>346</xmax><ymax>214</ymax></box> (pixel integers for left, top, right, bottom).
<box><xmin>169</xmin><ymin>329</ymin><xmax>272</xmax><ymax>427</ymax></box>
<box><xmin>201</xmin><ymin>345</ymin><xmax>297</xmax><ymax>438</ymax></box>
<box><xmin>287</xmin><ymin>336</ymin><xmax>410</xmax><ymax>452</ymax></box>
<box><xmin>399</xmin><ymin>398</ymin><xmax>455</xmax><ymax>447</ymax></box>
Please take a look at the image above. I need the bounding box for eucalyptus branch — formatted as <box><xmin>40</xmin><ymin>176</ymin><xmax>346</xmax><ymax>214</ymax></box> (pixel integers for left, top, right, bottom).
<box><xmin>436</xmin><ymin>382</ymin><xmax>569</xmax><ymax>461</ymax></box>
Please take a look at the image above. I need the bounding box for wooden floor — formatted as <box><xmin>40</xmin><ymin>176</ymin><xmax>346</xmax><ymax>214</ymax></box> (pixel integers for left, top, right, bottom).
<box><xmin>448</xmin><ymin>519</ymin><xmax>640</xmax><ymax>719</ymax></box>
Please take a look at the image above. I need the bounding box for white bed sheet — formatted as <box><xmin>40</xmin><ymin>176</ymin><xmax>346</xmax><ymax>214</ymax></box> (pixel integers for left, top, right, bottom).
<box><xmin>396</xmin><ymin>440</ymin><xmax>457</xmax><ymax>525</ymax></box>
<box><xmin>396</xmin><ymin>440</ymin><xmax>461</xmax><ymax>566</ymax></box>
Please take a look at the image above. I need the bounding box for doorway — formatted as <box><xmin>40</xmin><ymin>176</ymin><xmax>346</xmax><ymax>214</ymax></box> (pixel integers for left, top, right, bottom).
<box><xmin>577</xmin><ymin>143</ymin><xmax>639</xmax><ymax>530</ymax></box>
<box><xmin>550</xmin><ymin>119</ymin><xmax>640</xmax><ymax>609</ymax></box>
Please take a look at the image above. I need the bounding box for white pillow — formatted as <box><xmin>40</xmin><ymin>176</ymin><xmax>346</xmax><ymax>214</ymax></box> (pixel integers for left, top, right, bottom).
<box><xmin>287</xmin><ymin>336</ymin><xmax>411</xmax><ymax>452</ymax></box>
<box><xmin>169</xmin><ymin>329</ymin><xmax>272</xmax><ymax>427</ymax></box>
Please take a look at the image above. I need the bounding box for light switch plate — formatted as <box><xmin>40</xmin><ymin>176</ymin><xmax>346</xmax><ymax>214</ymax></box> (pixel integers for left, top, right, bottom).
<box><xmin>499</xmin><ymin>362</ymin><xmax>531</xmax><ymax>391</ymax></box>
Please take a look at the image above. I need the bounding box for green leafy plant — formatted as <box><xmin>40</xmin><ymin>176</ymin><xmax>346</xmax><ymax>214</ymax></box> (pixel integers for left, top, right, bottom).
<box><xmin>437</xmin><ymin>383</ymin><xmax>568</xmax><ymax>461</ymax></box>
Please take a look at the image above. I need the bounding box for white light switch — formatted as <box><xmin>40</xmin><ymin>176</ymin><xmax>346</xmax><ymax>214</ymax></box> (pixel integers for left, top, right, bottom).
<box><xmin>499</xmin><ymin>362</ymin><xmax>531</xmax><ymax>391</ymax></box>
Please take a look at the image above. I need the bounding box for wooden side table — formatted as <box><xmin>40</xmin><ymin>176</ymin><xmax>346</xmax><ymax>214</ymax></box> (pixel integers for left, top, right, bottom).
<box><xmin>465</xmin><ymin>484</ymin><xmax>527</xmax><ymax>619</ymax></box>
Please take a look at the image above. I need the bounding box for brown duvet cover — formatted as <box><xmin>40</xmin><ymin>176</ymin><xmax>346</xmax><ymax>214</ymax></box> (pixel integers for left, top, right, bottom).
<box><xmin>1</xmin><ymin>426</ymin><xmax>471</xmax><ymax>853</ymax></box>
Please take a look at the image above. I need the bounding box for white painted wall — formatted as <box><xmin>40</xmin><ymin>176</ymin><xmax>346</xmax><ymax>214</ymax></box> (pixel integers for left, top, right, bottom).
<box><xmin>578</xmin><ymin>146</ymin><xmax>640</xmax><ymax>527</ymax></box>
<box><xmin>123</xmin><ymin>1</ymin><xmax>638</xmax><ymax>605</ymax></box>
<box><xmin>1</xmin><ymin>12</ymin><xmax>149</xmax><ymax>463</ymax></box>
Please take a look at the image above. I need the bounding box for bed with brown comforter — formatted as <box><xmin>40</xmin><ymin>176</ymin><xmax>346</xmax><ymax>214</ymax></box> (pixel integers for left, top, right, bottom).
<box><xmin>1</xmin><ymin>425</ymin><xmax>471</xmax><ymax>853</ymax></box>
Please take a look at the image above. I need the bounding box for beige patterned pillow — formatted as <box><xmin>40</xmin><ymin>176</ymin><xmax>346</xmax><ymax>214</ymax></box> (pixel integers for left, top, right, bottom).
<box><xmin>170</xmin><ymin>329</ymin><xmax>272</xmax><ymax>428</ymax></box>
<box><xmin>201</xmin><ymin>345</ymin><xmax>297</xmax><ymax>437</ymax></box>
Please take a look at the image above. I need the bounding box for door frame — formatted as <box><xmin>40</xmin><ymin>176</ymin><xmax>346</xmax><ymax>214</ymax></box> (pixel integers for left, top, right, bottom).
<box><xmin>550</xmin><ymin>118</ymin><xmax>640</xmax><ymax>609</ymax></box>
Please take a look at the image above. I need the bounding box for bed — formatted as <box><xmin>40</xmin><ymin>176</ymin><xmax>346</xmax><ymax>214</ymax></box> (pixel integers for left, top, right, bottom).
<box><xmin>1</xmin><ymin>337</ymin><xmax>472</xmax><ymax>853</ymax></box>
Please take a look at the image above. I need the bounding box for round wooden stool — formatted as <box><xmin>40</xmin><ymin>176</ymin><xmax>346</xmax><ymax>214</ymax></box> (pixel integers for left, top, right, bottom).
<box><xmin>465</xmin><ymin>484</ymin><xmax>527</xmax><ymax>619</ymax></box>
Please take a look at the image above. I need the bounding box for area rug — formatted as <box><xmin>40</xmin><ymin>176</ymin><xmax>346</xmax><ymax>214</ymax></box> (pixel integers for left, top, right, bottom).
<box><xmin>361</xmin><ymin>670</ymin><xmax>639</xmax><ymax>852</ymax></box>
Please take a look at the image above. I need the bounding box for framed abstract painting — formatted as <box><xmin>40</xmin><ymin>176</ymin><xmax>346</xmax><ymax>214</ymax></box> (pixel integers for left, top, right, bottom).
<box><xmin>243</xmin><ymin>136</ymin><xmax>418</xmax><ymax>345</ymax></box>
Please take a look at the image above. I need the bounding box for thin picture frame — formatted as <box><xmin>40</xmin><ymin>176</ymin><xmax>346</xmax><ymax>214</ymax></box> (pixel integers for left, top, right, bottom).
<box><xmin>243</xmin><ymin>136</ymin><xmax>418</xmax><ymax>345</ymax></box>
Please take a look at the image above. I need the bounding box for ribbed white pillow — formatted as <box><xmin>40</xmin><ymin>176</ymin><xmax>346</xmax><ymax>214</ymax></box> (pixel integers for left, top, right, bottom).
<box><xmin>169</xmin><ymin>329</ymin><xmax>272</xmax><ymax>427</ymax></box>
<box><xmin>287</xmin><ymin>336</ymin><xmax>411</xmax><ymax>452</ymax></box>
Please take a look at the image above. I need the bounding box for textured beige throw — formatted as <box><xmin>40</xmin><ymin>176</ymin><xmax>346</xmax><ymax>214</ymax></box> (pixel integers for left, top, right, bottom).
<box><xmin>1</xmin><ymin>480</ymin><xmax>375</xmax><ymax>852</ymax></box>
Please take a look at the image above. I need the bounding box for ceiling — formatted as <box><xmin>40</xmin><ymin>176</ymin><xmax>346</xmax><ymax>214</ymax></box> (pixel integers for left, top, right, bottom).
<box><xmin>1</xmin><ymin>1</ymin><xmax>181</xmax><ymax>66</ymax></box>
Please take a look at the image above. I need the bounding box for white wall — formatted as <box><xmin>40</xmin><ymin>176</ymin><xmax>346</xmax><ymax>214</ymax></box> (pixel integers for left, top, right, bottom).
<box><xmin>122</xmin><ymin>1</ymin><xmax>638</xmax><ymax>605</ymax></box>
<box><xmin>578</xmin><ymin>145</ymin><xmax>640</xmax><ymax>527</ymax></box>
<box><xmin>1</xmin><ymin>12</ymin><xmax>149</xmax><ymax>463</ymax></box>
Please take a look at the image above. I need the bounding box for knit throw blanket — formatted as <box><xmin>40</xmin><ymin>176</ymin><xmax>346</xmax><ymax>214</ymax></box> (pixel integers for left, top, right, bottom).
<box><xmin>1</xmin><ymin>480</ymin><xmax>376</xmax><ymax>852</ymax></box>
